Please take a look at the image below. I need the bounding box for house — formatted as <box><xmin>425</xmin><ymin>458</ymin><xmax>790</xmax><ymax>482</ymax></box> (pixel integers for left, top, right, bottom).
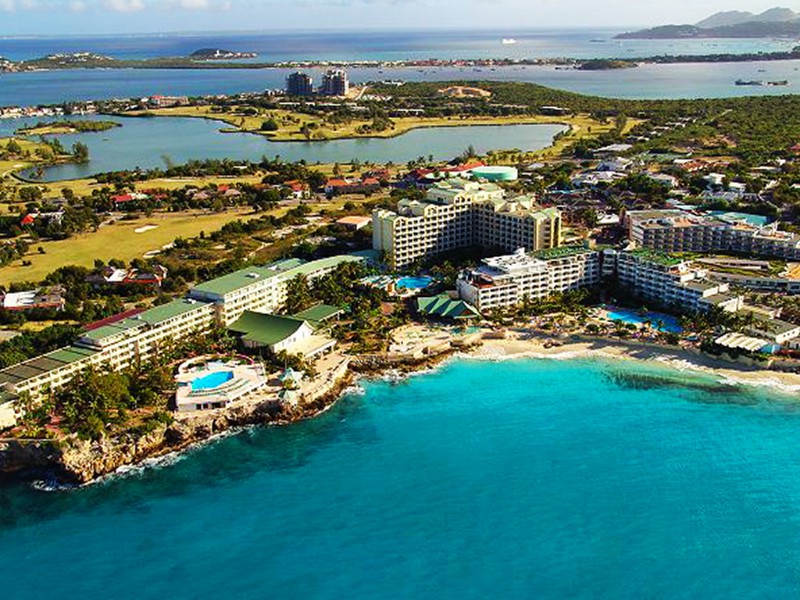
<box><xmin>283</xmin><ymin>180</ymin><xmax>310</xmax><ymax>199</ymax></box>
<box><xmin>646</xmin><ymin>173</ymin><xmax>679</xmax><ymax>188</ymax></box>
<box><xmin>324</xmin><ymin>178</ymin><xmax>381</xmax><ymax>196</ymax></box>
<box><xmin>597</xmin><ymin>157</ymin><xmax>633</xmax><ymax>173</ymax></box>
<box><xmin>336</xmin><ymin>216</ymin><xmax>371</xmax><ymax>230</ymax></box>
<box><xmin>1</xmin><ymin>287</ymin><xmax>66</xmax><ymax>312</ymax></box>
<box><xmin>112</xmin><ymin>193</ymin><xmax>149</xmax><ymax>206</ymax></box>
<box><xmin>87</xmin><ymin>265</ymin><xmax>168</xmax><ymax>287</ymax></box>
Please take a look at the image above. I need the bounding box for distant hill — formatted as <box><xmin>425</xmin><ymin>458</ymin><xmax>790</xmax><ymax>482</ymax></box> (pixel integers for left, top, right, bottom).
<box><xmin>617</xmin><ymin>6</ymin><xmax>800</xmax><ymax>39</ymax></box>
<box><xmin>697</xmin><ymin>7</ymin><xmax>797</xmax><ymax>28</ymax></box>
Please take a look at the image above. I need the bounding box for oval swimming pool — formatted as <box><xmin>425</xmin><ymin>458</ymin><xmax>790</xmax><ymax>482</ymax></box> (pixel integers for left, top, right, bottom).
<box><xmin>191</xmin><ymin>370</ymin><xmax>234</xmax><ymax>392</ymax></box>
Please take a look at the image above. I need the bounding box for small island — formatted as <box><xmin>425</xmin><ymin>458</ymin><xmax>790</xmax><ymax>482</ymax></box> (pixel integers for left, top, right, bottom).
<box><xmin>189</xmin><ymin>48</ymin><xmax>258</xmax><ymax>60</ymax></box>
<box><xmin>577</xmin><ymin>59</ymin><xmax>638</xmax><ymax>71</ymax></box>
<box><xmin>16</xmin><ymin>120</ymin><xmax>121</xmax><ymax>136</ymax></box>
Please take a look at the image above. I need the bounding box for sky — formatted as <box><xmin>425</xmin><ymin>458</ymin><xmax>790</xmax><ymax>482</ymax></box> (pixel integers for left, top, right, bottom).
<box><xmin>0</xmin><ymin>0</ymin><xmax>797</xmax><ymax>35</ymax></box>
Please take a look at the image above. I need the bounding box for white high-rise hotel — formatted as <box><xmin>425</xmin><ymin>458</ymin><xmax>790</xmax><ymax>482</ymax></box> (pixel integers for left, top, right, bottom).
<box><xmin>373</xmin><ymin>179</ymin><xmax>562</xmax><ymax>269</ymax></box>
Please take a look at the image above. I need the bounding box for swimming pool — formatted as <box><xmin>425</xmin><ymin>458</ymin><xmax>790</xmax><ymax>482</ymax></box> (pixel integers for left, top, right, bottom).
<box><xmin>605</xmin><ymin>307</ymin><xmax>682</xmax><ymax>334</ymax></box>
<box><xmin>396</xmin><ymin>276</ymin><xmax>433</xmax><ymax>290</ymax></box>
<box><xmin>191</xmin><ymin>370</ymin><xmax>234</xmax><ymax>391</ymax></box>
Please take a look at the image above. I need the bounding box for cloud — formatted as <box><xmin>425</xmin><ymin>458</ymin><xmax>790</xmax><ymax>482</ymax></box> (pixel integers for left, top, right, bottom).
<box><xmin>104</xmin><ymin>0</ymin><xmax>145</xmax><ymax>11</ymax></box>
<box><xmin>69</xmin><ymin>0</ymin><xmax>88</xmax><ymax>11</ymax></box>
<box><xmin>0</xmin><ymin>0</ymin><xmax>14</xmax><ymax>11</ymax></box>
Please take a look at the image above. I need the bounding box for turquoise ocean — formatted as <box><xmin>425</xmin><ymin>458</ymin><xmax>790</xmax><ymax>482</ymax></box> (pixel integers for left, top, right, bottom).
<box><xmin>3</xmin><ymin>357</ymin><xmax>800</xmax><ymax>599</ymax></box>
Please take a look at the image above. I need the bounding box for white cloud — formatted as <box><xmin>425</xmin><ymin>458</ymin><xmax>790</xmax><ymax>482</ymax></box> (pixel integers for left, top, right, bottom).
<box><xmin>0</xmin><ymin>0</ymin><xmax>14</xmax><ymax>12</ymax></box>
<box><xmin>69</xmin><ymin>0</ymin><xmax>88</xmax><ymax>11</ymax></box>
<box><xmin>104</xmin><ymin>0</ymin><xmax>145</xmax><ymax>11</ymax></box>
<box><xmin>176</xmin><ymin>0</ymin><xmax>211</xmax><ymax>8</ymax></box>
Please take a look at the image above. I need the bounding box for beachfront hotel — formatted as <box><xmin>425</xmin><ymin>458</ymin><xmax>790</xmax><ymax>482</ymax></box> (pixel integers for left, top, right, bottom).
<box><xmin>457</xmin><ymin>247</ymin><xmax>599</xmax><ymax>312</ymax></box>
<box><xmin>0</xmin><ymin>255</ymin><xmax>363</xmax><ymax>428</ymax></box>
<box><xmin>613</xmin><ymin>249</ymin><xmax>744</xmax><ymax>314</ymax></box>
<box><xmin>625</xmin><ymin>209</ymin><xmax>800</xmax><ymax>261</ymax></box>
<box><xmin>373</xmin><ymin>179</ymin><xmax>562</xmax><ymax>269</ymax></box>
<box><xmin>187</xmin><ymin>255</ymin><xmax>363</xmax><ymax>326</ymax></box>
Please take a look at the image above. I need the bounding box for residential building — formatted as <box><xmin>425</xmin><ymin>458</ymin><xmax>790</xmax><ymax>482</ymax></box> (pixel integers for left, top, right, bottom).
<box><xmin>320</xmin><ymin>69</ymin><xmax>349</xmax><ymax>96</ymax></box>
<box><xmin>87</xmin><ymin>265</ymin><xmax>168</xmax><ymax>288</ymax></box>
<box><xmin>457</xmin><ymin>247</ymin><xmax>599</xmax><ymax>312</ymax></box>
<box><xmin>1</xmin><ymin>287</ymin><xmax>66</xmax><ymax>312</ymax></box>
<box><xmin>373</xmin><ymin>179</ymin><xmax>562</xmax><ymax>269</ymax></box>
<box><xmin>285</xmin><ymin>71</ymin><xmax>314</xmax><ymax>97</ymax></box>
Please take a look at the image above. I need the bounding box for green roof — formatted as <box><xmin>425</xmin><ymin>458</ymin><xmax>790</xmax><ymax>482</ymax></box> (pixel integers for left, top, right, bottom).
<box><xmin>416</xmin><ymin>294</ymin><xmax>481</xmax><ymax>320</ymax></box>
<box><xmin>0</xmin><ymin>389</ymin><xmax>17</xmax><ymax>405</ymax></box>
<box><xmin>228</xmin><ymin>311</ymin><xmax>309</xmax><ymax>347</ymax></box>
<box><xmin>293</xmin><ymin>304</ymin><xmax>344</xmax><ymax>324</ymax></box>
<box><xmin>79</xmin><ymin>299</ymin><xmax>209</xmax><ymax>345</ymax></box>
<box><xmin>0</xmin><ymin>346</ymin><xmax>97</xmax><ymax>387</ymax></box>
<box><xmin>190</xmin><ymin>259</ymin><xmax>307</xmax><ymax>297</ymax></box>
<box><xmin>190</xmin><ymin>255</ymin><xmax>363</xmax><ymax>298</ymax></box>
<box><xmin>287</xmin><ymin>255</ymin><xmax>364</xmax><ymax>279</ymax></box>
<box><xmin>531</xmin><ymin>245</ymin><xmax>594</xmax><ymax>261</ymax></box>
<box><xmin>627</xmin><ymin>249</ymin><xmax>687</xmax><ymax>267</ymax></box>
<box><xmin>137</xmin><ymin>299</ymin><xmax>209</xmax><ymax>326</ymax></box>
<box><xmin>79</xmin><ymin>320</ymin><xmax>143</xmax><ymax>342</ymax></box>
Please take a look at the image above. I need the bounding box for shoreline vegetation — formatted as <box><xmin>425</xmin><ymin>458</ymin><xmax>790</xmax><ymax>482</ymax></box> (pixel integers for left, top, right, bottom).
<box><xmin>14</xmin><ymin>120</ymin><xmax>120</xmax><ymax>136</ymax></box>
<box><xmin>3</xmin><ymin>327</ymin><xmax>799</xmax><ymax>486</ymax></box>
<box><xmin>118</xmin><ymin>107</ymin><xmax>592</xmax><ymax>145</ymax></box>
<box><xmin>3</xmin><ymin>48</ymin><xmax>800</xmax><ymax>74</ymax></box>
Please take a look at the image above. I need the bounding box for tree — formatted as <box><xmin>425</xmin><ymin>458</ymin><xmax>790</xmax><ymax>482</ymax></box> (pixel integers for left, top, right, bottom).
<box><xmin>283</xmin><ymin>274</ymin><xmax>313</xmax><ymax>314</ymax></box>
<box><xmin>260</xmin><ymin>118</ymin><xmax>279</xmax><ymax>132</ymax></box>
<box><xmin>72</xmin><ymin>142</ymin><xmax>90</xmax><ymax>163</ymax></box>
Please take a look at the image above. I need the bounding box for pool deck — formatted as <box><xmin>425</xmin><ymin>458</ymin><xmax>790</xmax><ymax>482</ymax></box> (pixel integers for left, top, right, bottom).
<box><xmin>174</xmin><ymin>360</ymin><xmax>268</xmax><ymax>413</ymax></box>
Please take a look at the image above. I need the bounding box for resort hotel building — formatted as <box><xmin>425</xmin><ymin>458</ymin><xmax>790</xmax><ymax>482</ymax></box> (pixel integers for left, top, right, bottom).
<box><xmin>457</xmin><ymin>247</ymin><xmax>600</xmax><ymax>312</ymax></box>
<box><xmin>456</xmin><ymin>246</ymin><xmax>742</xmax><ymax>315</ymax></box>
<box><xmin>625</xmin><ymin>209</ymin><xmax>800</xmax><ymax>261</ymax></box>
<box><xmin>0</xmin><ymin>254</ymin><xmax>364</xmax><ymax>428</ymax></box>
<box><xmin>610</xmin><ymin>249</ymin><xmax>744</xmax><ymax>314</ymax></box>
<box><xmin>373</xmin><ymin>179</ymin><xmax>562</xmax><ymax>269</ymax></box>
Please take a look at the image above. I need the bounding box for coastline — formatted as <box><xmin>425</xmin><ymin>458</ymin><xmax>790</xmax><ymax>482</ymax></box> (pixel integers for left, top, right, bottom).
<box><xmin>116</xmin><ymin>110</ymin><xmax>577</xmax><ymax>144</ymax></box>
<box><xmin>468</xmin><ymin>333</ymin><xmax>800</xmax><ymax>394</ymax></box>
<box><xmin>3</xmin><ymin>331</ymin><xmax>800</xmax><ymax>487</ymax></box>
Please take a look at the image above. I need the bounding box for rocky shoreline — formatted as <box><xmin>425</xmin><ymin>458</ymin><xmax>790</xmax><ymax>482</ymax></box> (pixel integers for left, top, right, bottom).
<box><xmin>0</xmin><ymin>344</ymin><xmax>469</xmax><ymax>486</ymax></box>
<box><xmin>8</xmin><ymin>327</ymin><xmax>795</xmax><ymax>487</ymax></box>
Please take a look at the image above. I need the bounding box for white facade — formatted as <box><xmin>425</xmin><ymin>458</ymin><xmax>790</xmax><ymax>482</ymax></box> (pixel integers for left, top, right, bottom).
<box><xmin>457</xmin><ymin>247</ymin><xmax>600</xmax><ymax>312</ymax></box>
<box><xmin>614</xmin><ymin>251</ymin><xmax>743</xmax><ymax>314</ymax></box>
<box><xmin>626</xmin><ymin>209</ymin><xmax>800</xmax><ymax>261</ymax></box>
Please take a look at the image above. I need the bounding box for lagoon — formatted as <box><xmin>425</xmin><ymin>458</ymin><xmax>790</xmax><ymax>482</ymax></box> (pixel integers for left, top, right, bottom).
<box><xmin>4</xmin><ymin>60</ymin><xmax>800</xmax><ymax>108</ymax></box>
<box><xmin>2</xmin><ymin>116</ymin><xmax>567</xmax><ymax>181</ymax></box>
<box><xmin>2</xmin><ymin>357</ymin><xmax>800</xmax><ymax>598</ymax></box>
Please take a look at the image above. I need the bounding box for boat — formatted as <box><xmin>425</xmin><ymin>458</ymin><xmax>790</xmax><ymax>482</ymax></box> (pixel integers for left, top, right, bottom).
<box><xmin>735</xmin><ymin>79</ymin><xmax>764</xmax><ymax>86</ymax></box>
<box><xmin>502</xmin><ymin>38</ymin><xmax>518</xmax><ymax>45</ymax></box>
<box><xmin>767</xmin><ymin>80</ymin><xmax>790</xmax><ymax>86</ymax></box>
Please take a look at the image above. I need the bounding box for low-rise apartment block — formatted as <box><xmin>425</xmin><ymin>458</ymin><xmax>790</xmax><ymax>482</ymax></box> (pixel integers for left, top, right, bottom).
<box><xmin>374</xmin><ymin>179</ymin><xmax>562</xmax><ymax>269</ymax></box>
<box><xmin>0</xmin><ymin>255</ymin><xmax>365</xmax><ymax>427</ymax></box>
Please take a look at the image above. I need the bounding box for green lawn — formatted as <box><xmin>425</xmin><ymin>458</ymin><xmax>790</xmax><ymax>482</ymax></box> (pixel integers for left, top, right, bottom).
<box><xmin>0</xmin><ymin>209</ymin><xmax>256</xmax><ymax>284</ymax></box>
